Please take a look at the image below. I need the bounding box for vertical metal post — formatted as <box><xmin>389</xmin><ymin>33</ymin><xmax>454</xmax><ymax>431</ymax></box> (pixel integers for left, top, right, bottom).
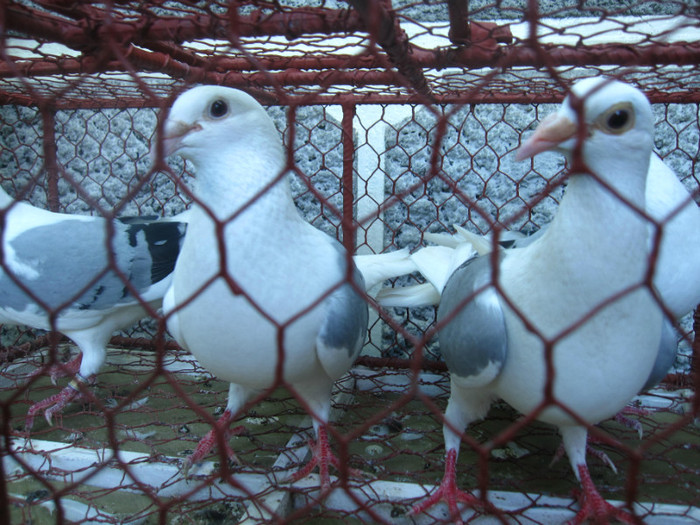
<box><xmin>447</xmin><ymin>0</ymin><xmax>470</xmax><ymax>43</ymax></box>
<box><xmin>347</xmin><ymin>0</ymin><xmax>433</xmax><ymax>100</ymax></box>
<box><xmin>40</xmin><ymin>106</ymin><xmax>60</xmax><ymax>212</ymax></box>
<box><xmin>341</xmin><ymin>102</ymin><xmax>356</xmax><ymax>253</ymax></box>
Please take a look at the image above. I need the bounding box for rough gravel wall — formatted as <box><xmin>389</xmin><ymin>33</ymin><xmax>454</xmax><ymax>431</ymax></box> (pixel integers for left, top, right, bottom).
<box><xmin>0</xmin><ymin>96</ymin><xmax>697</xmax><ymax>369</ymax></box>
<box><xmin>3</xmin><ymin>103</ymin><xmax>695</xmax><ymax>237</ymax></box>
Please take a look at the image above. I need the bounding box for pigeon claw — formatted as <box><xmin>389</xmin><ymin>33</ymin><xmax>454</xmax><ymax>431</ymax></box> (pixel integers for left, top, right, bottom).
<box><xmin>615</xmin><ymin>407</ymin><xmax>648</xmax><ymax>440</ymax></box>
<box><xmin>286</xmin><ymin>426</ymin><xmax>363</xmax><ymax>493</ymax></box>
<box><xmin>25</xmin><ymin>383</ymin><xmax>82</xmax><ymax>430</ymax></box>
<box><xmin>181</xmin><ymin>410</ymin><xmax>244</xmax><ymax>478</ymax></box>
<box><xmin>410</xmin><ymin>449</ymin><xmax>494</xmax><ymax>525</ymax></box>
<box><xmin>568</xmin><ymin>465</ymin><xmax>638</xmax><ymax>525</ymax></box>
<box><xmin>551</xmin><ymin>437</ymin><xmax>619</xmax><ymax>474</ymax></box>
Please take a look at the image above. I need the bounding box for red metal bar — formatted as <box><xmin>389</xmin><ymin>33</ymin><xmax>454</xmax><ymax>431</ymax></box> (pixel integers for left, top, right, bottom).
<box><xmin>111</xmin><ymin>8</ymin><xmax>365</xmax><ymax>44</ymax></box>
<box><xmin>3</xmin><ymin>88</ymin><xmax>700</xmax><ymax>110</ymax></box>
<box><xmin>445</xmin><ymin>0</ymin><xmax>513</xmax><ymax>47</ymax></box>
<box><xmin>5</xmin><ymin>40</ymin><xmax>700</xmax><ymax>82</ymax></box>
<box><xmin>356</xmin><ymin>355</ymin><xmax>448</xmax><ymax>373</ymax></box>
<box><xmin>341</xmin><ymin>103</ymin><xmax>356</xmax><ymax>253</ymax></box>
<box><xmin>298</xmin><ymin>90</ymin><xmax>700</xmax><ymax>104</ymax></box>
<box><xmin>428</xmin><ymin>41</ymin><xmax>700</xmax><ymax>69</ymax></box>
<box><xmin>139</xmin><ymin>41</ymin><xmax>208</xmax><ymax>69</ymax></box>
<box><xmin>0</xmin><ymin>56</ymin><xmax>109</xmax><ymax>78</ymax></box>
<box><xmin>5</xmin><ymin>4</ymin><xmax>365</xmax><ymax>50</ymax></box>
<box><xmin>3</xmin><ymin>4</ymin><xmax>84</xmax><ymax>49</ymax></box>
<box><xmin>39</xmin><ymin>108</ymin><xmax>60</xmax><ymax>211</ymax></box>
<box><xmin>448</xmin><ymin>0</ymin><xmax>471</xmax><ymax>43</ymax></box>
<box><xmin>122</xmin><ymin>47</ymin><xmax>280</xmax><ymax>104</ymax></box>
<box><xmin>347</xmin><ymin>0</ymin><xmax>434</xmax><ymax>100</ymax></box>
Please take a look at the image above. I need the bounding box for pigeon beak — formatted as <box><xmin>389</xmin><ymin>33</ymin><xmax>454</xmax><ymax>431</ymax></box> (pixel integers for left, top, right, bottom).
<box><xmin>150</xmin><ymin>120</ymin><xmax>202</xmax><ymax>163</ymax></box>
<box><xmin>515</xmin><ymin>113</ymin><xmax>577</xmax><ymax>161</ymax></box>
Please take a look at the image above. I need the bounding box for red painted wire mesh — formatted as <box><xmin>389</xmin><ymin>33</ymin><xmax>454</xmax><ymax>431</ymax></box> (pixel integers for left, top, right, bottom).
<box><xmin>1</xmin><ymin>1</ymin><xmax>699</xmax><ymax>523</ymax></box>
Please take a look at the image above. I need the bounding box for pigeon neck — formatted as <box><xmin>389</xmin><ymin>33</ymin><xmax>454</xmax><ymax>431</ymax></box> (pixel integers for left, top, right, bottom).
<box><xmin>192</xmin><ymin>141</ymin><xmax>295</xmax><ymax>219</ymax></box>
<box><xmin>549</xmin><ymin>158</ymin><xmax>650</xmax><ymax>266</ymax></box>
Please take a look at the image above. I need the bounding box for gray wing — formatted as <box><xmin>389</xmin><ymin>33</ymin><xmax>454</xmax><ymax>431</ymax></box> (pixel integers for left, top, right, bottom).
<box><xmin>317</xmin><ymin>245</ymin><xmax>369</xmax><ymax>380</ymax></box>
<box><xmin>642</xmin><ymin>318</ymin><xmax>677</xmax><ymax>391</ymax></box>
<box><xmin>437</xmin><ymin>254</ymin><xmax>507</xmax><ymax>387</ymax></box>
<box><xmin>1</xmin><ymin>216</ymin><xmax>185</xmax><ymax>313</ymax></box>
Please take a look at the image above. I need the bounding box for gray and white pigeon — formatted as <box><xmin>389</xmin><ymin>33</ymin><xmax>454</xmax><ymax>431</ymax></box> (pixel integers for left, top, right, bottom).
<box><xmin>410</xmin><ymin>78</ymin><xmax>664</xmax><ymax>524</ymax></box>
<box><xmin>0</xmin><ymin>185</ymin><xmax>186</xmax><ymax>428</ymax></box>
<box><xmin>385</xmin><ymin>150</ymin><xmax>700</xmax><ymax>321</ymax></box>
<box><xmin>158</xmin><ymin>85</ymin><xmax>369</xmax><ymax>490</ymax></box>
<box><xmin>379</xmin><ymin>111</ymin><xmax>700</xmax><ymax>396</ymax></box>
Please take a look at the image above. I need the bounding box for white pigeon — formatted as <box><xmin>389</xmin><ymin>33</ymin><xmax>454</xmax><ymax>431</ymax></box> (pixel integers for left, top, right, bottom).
<box><xmin>379</xmin><ymin>147</ymin><xmax>700</xmax><ymax>395</ymax></box>
<box><xmin>410</xmin><ymin>78</ymin><xmax>664</xmax><ymax>524</ymax></box>
<box><xmin>382</xmin><ymin>150</ymin><xmax>700</xmax><ymax>321</ymax></box>
<box><xmin>158</xmin><ymin>85</ymin><xmax>369</xmax><ymax>490</ymax></box>
<box><xmin>644</xmin><ymin>153</ymin><xmax>700</xmax><ymax>320</ymax></box>
<box><xmin>0</xmin><ymin>186</ymin><xmax>186</xmax><ymax>429</ymax></box>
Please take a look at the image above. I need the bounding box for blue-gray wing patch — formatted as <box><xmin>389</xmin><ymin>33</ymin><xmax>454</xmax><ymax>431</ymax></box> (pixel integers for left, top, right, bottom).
<box><xmin>0</xmin><ymin>217</ymin><xmax>185</xmax><ymax>313</ymax></box>
<box><xmin>642</xmin><ymin>318</ymin><xmax>677</xmax><ymax>391</ymax></box>
<box><xmin>318</xmin><ymin>263</ymin><xmax>368</xmax><ymax>360</ymax></box>
<box><xmin>316</xmin><ymin>246</ymin><xmax>369</xmax><ymax>381</ymax></box>
<box><xmin>437</xmin><ymin>254</ymin><xmax>506</xmax><ymax>387</ymax></box>
<box><xmin>318</xmin><ymin>241</ymin><xmax>369</xmax><ymax>355</ymax></box>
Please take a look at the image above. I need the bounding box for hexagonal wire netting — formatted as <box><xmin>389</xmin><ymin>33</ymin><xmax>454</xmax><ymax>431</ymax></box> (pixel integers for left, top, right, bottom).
<box><xmin>0</xmin><ymin>1</ymin><xmax>699</xmax><ymax>524</ymax></box>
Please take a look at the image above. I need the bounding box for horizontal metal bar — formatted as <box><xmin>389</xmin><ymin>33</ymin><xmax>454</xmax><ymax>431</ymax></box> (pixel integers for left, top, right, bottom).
<box><xmin>5</xmin><ymin>4</ymin><xmax>366</xmax><ymax>50</ymax></box>
<box><xmin>2</xmin><ymin>87</ymin><xmax>699</xmax><ymax>109</ymax></box>
<box><xmin>4</xmin><ymin>40</ymin><xmax>699</xmax><ymax>80</ymax></box>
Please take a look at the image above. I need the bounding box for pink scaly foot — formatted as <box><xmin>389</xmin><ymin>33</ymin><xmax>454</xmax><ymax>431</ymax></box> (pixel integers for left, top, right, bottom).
<box><xmin>27</xmin><ymin>355</ymin><xmax>82</xmax><ymax>385</ymax></box>
<box><xmin>410</xmin><ymin>449</ymin><xmax>494</xmax><ymax>525</ymax></box>
<box><xmin>286</xmin><ymin>425</ymin><xmax>363</xmax><ymax>492</ymax></box>
<box><xmin>551</xmin><ymin>436</ymin><xmax>617</xmax><ymax>473</ymax></box>
<box><xmin>568</xmin><ymin>465</ymin><xmax>637</xmax><ymax>525</ymax></box>
<box><xmin>25</xmin><ymin>377</ymin><xmax>86</xmax><ymax>430</ymax></box>
<box><xmin>181</xmin><ymin>409</ymin><xmax>246</xmax><ymax>477</ymax></box>
<box><xmin>615</xmin><ymin>406</ymin><xmax>649</xmax><ymax>439</ymax></box>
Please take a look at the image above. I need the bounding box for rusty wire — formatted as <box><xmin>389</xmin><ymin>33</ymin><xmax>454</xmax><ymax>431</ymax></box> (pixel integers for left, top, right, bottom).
<box><xmin>0</xmin><ymin>1</ymin><xmax>698</xmax><ymax>524</ymax></box>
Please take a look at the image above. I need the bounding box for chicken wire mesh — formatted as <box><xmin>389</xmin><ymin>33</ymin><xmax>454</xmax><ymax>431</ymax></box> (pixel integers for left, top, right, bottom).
<box><xmin>0</xmin><ymin>0</ymin><xmax>699</xmax><ymax>524</ymax></box>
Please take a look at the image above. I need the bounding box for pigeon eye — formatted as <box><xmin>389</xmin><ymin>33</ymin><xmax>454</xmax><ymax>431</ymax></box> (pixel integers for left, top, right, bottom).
<box><xmin>607</xmin><ymin>109</ymin><xmax>628</xmax><ymax>129</ymax></box>
<box><xmin>209</xmin><ymin>99</ymin><xmax>228</xmax><ymax>119</ymax></box>
<box><xmin>599</xmin><ymin>103</ymin><xmax>634</xmax><ymax>134</ymax></box>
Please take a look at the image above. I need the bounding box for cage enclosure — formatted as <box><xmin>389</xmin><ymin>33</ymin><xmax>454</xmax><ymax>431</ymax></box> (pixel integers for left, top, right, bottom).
<box><xmin>0</xmin><ymin>1</ymin><xmax>699</xmax><ymax>524</ymax></box>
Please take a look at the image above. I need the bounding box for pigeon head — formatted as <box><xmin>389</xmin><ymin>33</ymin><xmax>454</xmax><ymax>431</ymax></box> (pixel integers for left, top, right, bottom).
<box><xmin>516</xmin><ymin>77</ymin><xmax>654</xmax><ymax>167</ymax></box>
<box><xmin>157</xmin><ymin>86</ymin><xmax>281</xmax><ymax>164</ymax></box>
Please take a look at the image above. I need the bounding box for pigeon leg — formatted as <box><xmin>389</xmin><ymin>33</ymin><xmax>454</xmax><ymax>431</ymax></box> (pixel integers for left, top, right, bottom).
<box><xmin>25</xmin><ymin>376</ymin><xmax>88</xmax><ymax>429</ymax></box>
<box><xmin>27</xmin><ymin>354</ymin><xmax>82</xmax><ymax>385</ymax></box>
<box><xmin>561</xmin><ymin>426</ymin><xmax>637</xmax><ymax>524</ymax></box>
<box><xmin>551</xmin><ymin>437</ymin><xmax>618</xmax><ymax>473</ymax></box>
<box><xmin>569</xmin><ymin>464</ymin><xmax>637</xmax><ymax>525</ymax></box>
<box><xmin>410</xmin><ymin>448</ymin><xmax>491</xmax><ymax>525</ymax></box>
<box><xmin>182</xmin><ymin>383</ymin><xmax>253</xmax><ymax>476</ymax></box>
<box><xmin>614</xmin><ymin>406</ymin><xmax>648</xmax><ymax>439</ymax></box>
<box><xmin>410</xmin><ymin>381</ymin><xmax>496</xmax><ymax>522</ymax></box>
<box><xmin>286</xmin><ymin>424</ymin><xmax>363</xmax><ymax>492</ymax></box>
<box><xmin>182</xmin><ymin>409</ymin><xmax>245</xmax><ymax>476</ymax></box>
